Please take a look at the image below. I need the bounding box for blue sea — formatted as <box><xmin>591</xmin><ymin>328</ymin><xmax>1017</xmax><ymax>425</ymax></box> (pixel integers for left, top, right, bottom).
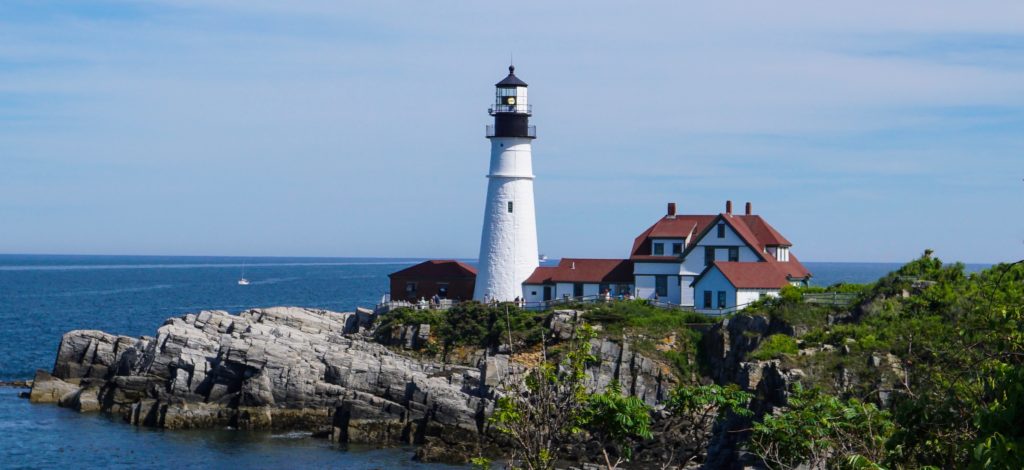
<box><xmin>0</xmin><ymin>255</ymin><xmax>989</xmax><ymax>468</ymax></box>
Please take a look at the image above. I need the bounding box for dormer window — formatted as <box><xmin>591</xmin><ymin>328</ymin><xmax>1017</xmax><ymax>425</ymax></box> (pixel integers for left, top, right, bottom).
<box><xmin>672</xmin><ymin>243</ymin><xmax>683</xmax><ymax>255</ymax></box>
<box><xmin>653</xmin><ymin>243</ymin><xmax>664</xmax><ymax>255</ymax></box>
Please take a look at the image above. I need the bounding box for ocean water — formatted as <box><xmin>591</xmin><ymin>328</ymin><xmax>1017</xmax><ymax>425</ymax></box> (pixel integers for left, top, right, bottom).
<box><xmin>0</xmin><ymin>255</ymin><xmax>988</xmax><ymax>468</ymax></box>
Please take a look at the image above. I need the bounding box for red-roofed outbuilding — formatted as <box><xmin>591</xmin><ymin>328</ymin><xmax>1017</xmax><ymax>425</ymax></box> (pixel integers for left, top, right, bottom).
<box><xmin>522</xmin><ymin>259</ymin><xmax>634</xmax><ymax>303</ymax></box>
<box><xmin>388</xmin><ymin>260</ymin><xmax>476</xmax><ymax>302</ymax></box>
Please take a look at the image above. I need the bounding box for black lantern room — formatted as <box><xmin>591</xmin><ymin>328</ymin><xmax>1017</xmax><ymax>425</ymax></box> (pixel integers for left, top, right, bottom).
<box><xmin>487</xmin><ymin>66</ymin><xmax>536</xmax><ymax>139</ymax></box>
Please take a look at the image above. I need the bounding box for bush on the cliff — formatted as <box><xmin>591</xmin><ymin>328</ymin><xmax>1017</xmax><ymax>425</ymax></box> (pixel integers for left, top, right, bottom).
<box><xmin>749</xmin><ymin>334</ymin><xmax>799</xmax><ymax>361</ymax></box>
<box><xmin>661</xmin><ymin>383</ymin><xmax>752</xmax><ymax>467</ymax></box>
<box><xmin>490</xmin><ymin>324</ymin><xmax>599</xmax><ymax>470</ymax></box>
<box><xmin>376</xmin><ymin>303</ymin><xmax>546</xmax><ymax>356</ymax></box>
<box><xmin>583</xmin><ymin>381</ymin><xmax>653</xmax><ymax>467</ymax></box>
<box><xmin>750</xmin><ymin>383</ymin><xmax>893</xmax><ymax>469</ymax></box>
<box><xmin>581</xmin><ymin>300</ymin><xmax>713</xmax><ymax>336</ymax></box>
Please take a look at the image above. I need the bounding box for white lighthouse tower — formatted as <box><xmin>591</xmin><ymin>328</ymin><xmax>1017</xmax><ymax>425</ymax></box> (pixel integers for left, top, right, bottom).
<box><xmin>473</xmin><ymin>65</ymin><xmax>539</xmax><ymax>302</ymax></box>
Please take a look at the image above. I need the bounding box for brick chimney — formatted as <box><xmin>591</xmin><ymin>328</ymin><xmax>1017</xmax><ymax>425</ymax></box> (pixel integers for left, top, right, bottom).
<box><xmin>667</xmin><ymin>202</ymin><xmax>676</xmax><ymax>217</ymax></box>
<box><xmin>725</xmin><ymin>200</ymin><xmax>732</xmax><ymax>215</ymax></box>
<box><xmin>745</xmin><ymin>202</ymin><xmax>752</xmax><ymax>215</ymax></box>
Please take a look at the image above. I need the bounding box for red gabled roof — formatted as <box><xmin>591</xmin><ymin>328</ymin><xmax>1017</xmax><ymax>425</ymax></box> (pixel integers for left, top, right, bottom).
<box><xmin>389</xmin><ymin>260</ymin><xmax>477</xmax><ymax>279</ymax></box>
<box><xmin>735</xmin><ymin>215</ymin><xmax>791</xmax><ymax>247</ymax></box>
<box><xmin>630</xmin><ymin>215</ymin><xmax>716</xmax><ymax>258</ymax></box>
<box><xmin>631</xmin><ymin>205</ymin><xmax>810</xmax><ymax>285</ymax></box>
<box><xmin>524</xmin><ymin>259</ymin><xmax>634</xmax><ymax>284</ymax></box>
<box><xmin>702</xmin><ymin>261</ymin><xmax>791</xmax><ymax>289</ymax></box>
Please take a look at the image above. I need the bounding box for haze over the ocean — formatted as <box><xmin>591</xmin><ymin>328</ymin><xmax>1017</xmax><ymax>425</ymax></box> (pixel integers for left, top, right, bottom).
<box><xmin>1</xmin><ymin>1</ymin><xmax>1022</xmax><ymax>263</ymax></box>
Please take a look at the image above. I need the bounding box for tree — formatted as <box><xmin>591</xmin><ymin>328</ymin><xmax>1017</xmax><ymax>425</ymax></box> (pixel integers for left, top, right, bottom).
<box><xmin>489</xmin><ymin>323</ymin><xmax>597</xmax><ymax>470</ymax></box>
<box><xmin>659</xmin><ymin>383</ymin><xmax>752</xmax><ymax>467</ymax></box>
<box><xmin>582</xmin><ymin>381</ymin><xmax>653</xmax><ymax>469</ymax></box>
<box><xmin>750</xmin><ymin>383</ymin><xmax>893</xmax><ymax>469</ymax></box>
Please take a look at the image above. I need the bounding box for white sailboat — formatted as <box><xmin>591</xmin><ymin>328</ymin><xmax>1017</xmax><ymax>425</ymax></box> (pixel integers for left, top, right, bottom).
<box><xmin>238</xmin><ymin>263</ymin><xmax>250</xmax><ymax>285</ymax></box>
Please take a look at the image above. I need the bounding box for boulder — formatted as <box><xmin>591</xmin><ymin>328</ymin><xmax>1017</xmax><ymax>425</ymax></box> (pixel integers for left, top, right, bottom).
<box><xmin>28</xmin><ymin>370</ymin><xmax>79</xmax><ymax>404</ymax></box>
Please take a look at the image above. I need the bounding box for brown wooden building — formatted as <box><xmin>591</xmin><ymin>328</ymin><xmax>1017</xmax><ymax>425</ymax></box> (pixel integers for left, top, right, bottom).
<box><xmin>388</xmin><ymin>260</ymin><xmax>476</xmax><ymax>302</ymax></box>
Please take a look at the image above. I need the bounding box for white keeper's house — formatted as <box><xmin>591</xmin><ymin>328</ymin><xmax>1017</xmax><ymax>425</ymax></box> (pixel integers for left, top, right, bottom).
<box><xmin>517</xmin><ymin>200</ymin><xmax>811</xmax><ymax>314</ymax></box>
<box><xmin>627</xmin><ymin>200</ymin><xmax>809</xmax><ymax>312</ymax></box>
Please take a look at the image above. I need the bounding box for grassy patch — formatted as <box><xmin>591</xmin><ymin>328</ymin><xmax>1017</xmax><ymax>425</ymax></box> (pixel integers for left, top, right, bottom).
<box><xmin>580</xmin><ymin>300</ymin><xmax>714</xmax><ymax>337</ymax></box>
<box><xmin>749</xmin><ymin>334</ymin><xmax>799</xmax><ymax>361</ymax></box>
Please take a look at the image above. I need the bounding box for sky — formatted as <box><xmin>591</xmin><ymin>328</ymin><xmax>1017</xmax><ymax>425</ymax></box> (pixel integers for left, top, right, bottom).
<box><xmin>1</xmin><ymin>1</ymin><xmax>1023</xmax><ymax>263</ymax></box>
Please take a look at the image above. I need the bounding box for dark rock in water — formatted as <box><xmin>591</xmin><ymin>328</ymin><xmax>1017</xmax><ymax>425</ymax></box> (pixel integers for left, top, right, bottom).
<box><xmin>31</xmin><ymin>307</ymin><xmax>489</xmax><ymax>450</ymax></box>
<box><xmin>0</xmin><ymin>379</ymin><xmax>33</xmax><ymax>388</ymax></box>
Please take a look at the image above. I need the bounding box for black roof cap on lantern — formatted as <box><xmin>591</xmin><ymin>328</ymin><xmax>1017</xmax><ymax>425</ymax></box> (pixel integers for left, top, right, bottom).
<box><xmin>496</xmin><ymin>65</ymin><xmax>528</xmax><ymax>87</ymax></box>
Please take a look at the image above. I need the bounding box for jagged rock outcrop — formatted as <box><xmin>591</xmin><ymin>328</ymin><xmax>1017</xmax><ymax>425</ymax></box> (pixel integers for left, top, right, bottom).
<box><xmin>550</xmin><ymin>310</ymin><xmax>677</xmax><ymax>406</ymax></box>
<box><xmin>31</xmin><ymin>307</ymin><xmax>489</xmax><ymax>460</ymax></box>
<box><xmin>31</xmin><ymin>306</ymin><xmax>687</xmax><ymax>465</ymax></box>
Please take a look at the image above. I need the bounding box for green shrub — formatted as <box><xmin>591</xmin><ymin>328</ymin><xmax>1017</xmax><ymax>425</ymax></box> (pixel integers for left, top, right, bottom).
<box><xmin>375</xmin><ymin>303</ymin><xmax>546</xmax><ymax>354</ymax></box>
<box><xmin>580</xmin><ymin>300</ymin><xmax>713</xmax><ymax>336</ymax></box>
<box><xmin>750</xmin><ymin>334</ymin><xmax>799</xmax><ymax>361</ymax></box>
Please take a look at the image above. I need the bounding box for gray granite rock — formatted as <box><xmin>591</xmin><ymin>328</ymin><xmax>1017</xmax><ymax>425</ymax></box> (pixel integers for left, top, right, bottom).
<box><xmin>34</xmin><ymin>307</ymin><xmax>488</xmax><ymax>448</ymax></box>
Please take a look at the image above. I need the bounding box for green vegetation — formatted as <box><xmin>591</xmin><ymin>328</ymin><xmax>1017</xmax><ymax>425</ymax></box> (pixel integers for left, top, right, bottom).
<box><xmin>582</xmin><ymin>381</ymin><xmax>654</xmax><ymax>467</ymax></box>
<box><xmin>579</xmin><ymin>299</ymin><xmax>714</xmax><ymax>336</ymax></box>
<box><xmin>375</xmin><ymin>302</ymin><xmax>546</xmax><ymax>356</ymax></box>
<box><xmin>745</xmin><ymin>253</ymin><xmax>1024</xmax><ymax>468</ymax></box>
<box><xmin>749</xmin><ymin>334</ymin><xmax>799</xmax><ymax>361</ymax></box>
<box><xmin>750</xmin><ymin>383</ymin><xmax>893</xmax><ymax>469</ymax></box>
<box><xmin>489</xmin><ymin>324</ymin><xmax>598</xmax><ymax>470</ymax></box>
<box><xmin>379</xmin><ymin>299</ymin><xmax>710</xmax><ymax>382</ymax></box>
<box><xmin>661</xmin><ymin>384</ymin><xmax>753</xmax><ymax>467</ymax></box>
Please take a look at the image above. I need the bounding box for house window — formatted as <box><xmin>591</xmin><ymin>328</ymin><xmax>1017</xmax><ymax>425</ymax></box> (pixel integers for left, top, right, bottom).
<box><xmin>573</xmin><ymin>283</ymin><xmax>584</xmax><ymax>298</ymax></box>
<box><xmin>405</xmin><ymin>282</ymin><xmax>417</xmax><ymax>294</ymax></box>
<box><xmin>507</xmin><ymin>201</ymin><xmax>513</xmax><ymax>213</ymax></box>
<box><xmin>703</xmin><ymin>290</ymin><xmax>712</xmax><ymax>308</ymax></box>
<box><xmin>437</xmin><ymin>283</ymin><xmax>449</xmax><ymax>298</ymax></box>
<box><xmin>655</xmin><ymin>275</ymin><xmax>668</xmax><ymax>297</ymax></box>
<box><xmin>704</xmin><ymin>246</ymin><xmax>715</xmax><ymax>266</ymax></box>
<box><xmin>672</xmin><ymin>243</ymin><xmax>683</xmax><ymax>255</ymax></box>
<box><xmin>653</xmin><ymin>243</ymin><xmax>664</xmax><ymax>255</ymax></box>
<box><xmin>717</xmin><ymin>223</ymin><xmax>725</xmax><ymax>238</ymax></box>
<box><xmin>728</xmin><ymin>247</ymin><xmax>739</xmax><ymax>262</ymax></box>
<box><xmin>531</xmin><ymin>291</ymin><xmax>537</xmax><ymax>296</ymax></box>
<box><xmin>717</xmin><ymin>291</ymin><xmax>727</xmax><ymax>309</ymax></box>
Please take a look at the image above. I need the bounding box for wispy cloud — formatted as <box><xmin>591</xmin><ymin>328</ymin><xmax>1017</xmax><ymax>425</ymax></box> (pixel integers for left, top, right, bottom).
<box><xmin>0</xmin><ymin>1</ymin><xmax>1022</xmax><ymax>262</ymax></box>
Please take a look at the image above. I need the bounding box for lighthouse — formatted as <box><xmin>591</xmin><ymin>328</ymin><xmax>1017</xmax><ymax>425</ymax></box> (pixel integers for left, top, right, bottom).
<box><xmin>473</xmin><ymin>65</ymin><xmax>539</xmax><ymax>302</ymax></box>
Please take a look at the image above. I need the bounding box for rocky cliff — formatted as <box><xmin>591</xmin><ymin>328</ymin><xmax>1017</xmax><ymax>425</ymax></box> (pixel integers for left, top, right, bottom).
<box><xmin>30</xmin><ymin>307</ymin><xmax>489</xmax><ymax>458</ymax></box>
<box><xmin>29</xmin><ymin>307</ymin><xmax>678</xmax><ymax>463</ymax></box>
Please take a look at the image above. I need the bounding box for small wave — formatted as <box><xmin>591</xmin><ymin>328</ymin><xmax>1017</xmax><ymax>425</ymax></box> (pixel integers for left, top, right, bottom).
<box><xmin>270</xmin><ymin>431</ymin><xmax>311</xmax><ymax>439</ymax></box>
<box><xmin>47</xmin><ymin>284</ymin><xmax>175</xmax><ymax>298</ymax></box>
<box><xmin>247</xmin><ymin>277</ymin><xmax>301</xmax><ymax>286</ymax></box>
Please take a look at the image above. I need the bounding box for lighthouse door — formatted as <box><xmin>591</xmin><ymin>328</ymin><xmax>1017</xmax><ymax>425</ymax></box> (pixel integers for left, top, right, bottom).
<box><xmin>543</xmin><ymin>286</ymin><xmax>552</xmax><ymax>301</ymax></box>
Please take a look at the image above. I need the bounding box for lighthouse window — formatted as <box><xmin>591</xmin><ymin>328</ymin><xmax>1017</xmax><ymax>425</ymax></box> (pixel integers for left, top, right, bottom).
<box><xmin>507</xmin><ymin>201</ymin><xmax>513</xmax><ymax>213</ymax></box>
